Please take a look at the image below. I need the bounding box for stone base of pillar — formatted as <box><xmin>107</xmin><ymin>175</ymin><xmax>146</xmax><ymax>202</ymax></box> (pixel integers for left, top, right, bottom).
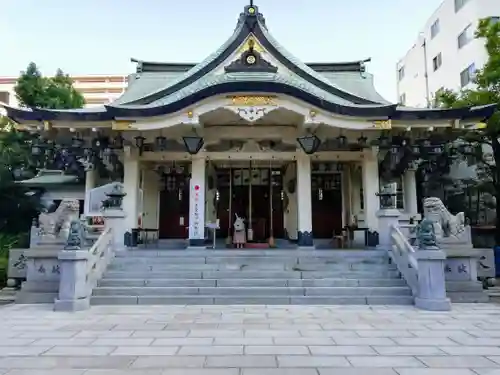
<box><xmin>376</xmin><ymin>209</ymin><xmax>400</xmax><ymax>248</ymax></box>
<box><xmin>414</xmin><ymin>296</ymin><xmax>451</xmax><ymax>311</ymax></box>
<box><xmin>54</xmin><ymin>297</ymin><xmax>90</xmax><ymax>312</ymax></box>
<box><xmin>188</xmin><ymin>239</ymin><xmax>205</xmax><ymax>248</ymax></box>
<box><xmin>297</xmin><ymin>231</ymin><xmax>314</xmax><ymax>247</ymax></box>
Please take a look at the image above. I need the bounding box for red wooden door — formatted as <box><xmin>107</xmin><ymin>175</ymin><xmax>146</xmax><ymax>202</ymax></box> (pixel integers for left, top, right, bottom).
<box><xmin>159</xmin><ymin>174</ymin><xmax>189</xmax><ymax>239</ymax></box>
<box><xmin>312</xmin><ymin>174</ymin><xmax>343</xmax><ymax>238</ymax></box>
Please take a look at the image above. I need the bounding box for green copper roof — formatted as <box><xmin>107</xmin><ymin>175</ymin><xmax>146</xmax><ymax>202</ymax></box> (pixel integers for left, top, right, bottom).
<box><xmin>16</xmin><ymin>170</ymin><xmax>78</xmax><ymax>186</ymax></box>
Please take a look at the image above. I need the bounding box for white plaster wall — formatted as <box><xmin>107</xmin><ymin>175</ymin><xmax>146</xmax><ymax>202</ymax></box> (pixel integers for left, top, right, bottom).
<box><xmin>142</xmin><ymin>169</ymin><xmax>159</xmax><ymax>229</ymax></box>
<box><xmin>283</xmin><ymin>162</ymin><xmax>298</xmax><ymax>240</ymax></box>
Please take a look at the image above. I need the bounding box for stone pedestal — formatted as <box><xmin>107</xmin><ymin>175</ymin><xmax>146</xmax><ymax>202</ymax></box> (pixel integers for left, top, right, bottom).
<box><xmin>376</xmin><ymin>209</ymin><xmax>400</xmax><ymax>248</ymax></box>
<box><xmin>16</xmin><ymin>248</ymin><xmax>60</xmax><ymax>304</ymax></box>
<box><xmin>414</xmin><ymin>250</ymin><xmax>451</xmax><ymax>311</ymax></box>
<box><xmin>102</xmin><ymin>209</ymin><xmax>126</xmax><ymax>251</ymax></box>
<box><xmin>444</xmin><ymin>248</ymin><xmax>489</xmax><ymax>303</ymax></box>
<box><xmin>54</xmin><ymin>250</ymin><xmax>90</xmax><ymax>312</ymax></box>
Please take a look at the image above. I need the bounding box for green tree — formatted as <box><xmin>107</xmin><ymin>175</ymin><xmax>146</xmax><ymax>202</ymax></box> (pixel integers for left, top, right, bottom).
<box><xmin>15</xmin><ymin>63</ymin><xmax>85</xmax><ymax>109</ymax></box>
<box><xmin>435</xmin><ymin>17</ymin><xmax>500</xmax><ymax>242</ymax></box>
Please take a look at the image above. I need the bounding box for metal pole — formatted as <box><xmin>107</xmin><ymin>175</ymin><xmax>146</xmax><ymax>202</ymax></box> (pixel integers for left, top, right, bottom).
<box><xmin>269</xmin><ymin>158</ymin><xmax>275</xmax><ymax>247</ymax></box>
<box><xmin>226</xmin><ymin>165</ymin><xmax>233</xmax><ymax>247</ymax></box>
<box><xmin>248</xmin><ymin>160</ymin><xmax>253</xmax><ymax>241</ymax></box>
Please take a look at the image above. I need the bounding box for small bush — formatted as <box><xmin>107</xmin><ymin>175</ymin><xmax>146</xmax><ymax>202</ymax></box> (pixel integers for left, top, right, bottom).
<box><xmin>0</xmin><ymin>234</ymin><xmax>19</xmax><ymax>288</ymax></box>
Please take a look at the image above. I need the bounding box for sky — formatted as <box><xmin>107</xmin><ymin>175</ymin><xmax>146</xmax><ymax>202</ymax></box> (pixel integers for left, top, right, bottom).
<box><xmin>1</xmin><ymin>0</ymin><xmax>443</xmax><ymax>102</ymax></box>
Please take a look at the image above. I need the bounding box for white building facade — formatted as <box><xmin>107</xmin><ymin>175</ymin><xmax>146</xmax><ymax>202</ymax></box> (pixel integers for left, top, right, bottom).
<box><xmin>2</xmin><ymin>4</ymin><xmax>493</xmax><ymax>249</ymax></box>
<box><xmin>396</xmin><ymin>0</ymin><xmax>500</xmax><ymax>108</ymax></box>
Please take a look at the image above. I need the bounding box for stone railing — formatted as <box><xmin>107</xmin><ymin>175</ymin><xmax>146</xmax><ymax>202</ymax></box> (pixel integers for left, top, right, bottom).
<box><xmin>54</xmin><ymin>227</ymin><xmax>113</xmax><ymax>311</ymax></box>
<box><xmin>390</xmin><ymin>223</ymin><xmax>451</xmax><ymax>311</ymax></box>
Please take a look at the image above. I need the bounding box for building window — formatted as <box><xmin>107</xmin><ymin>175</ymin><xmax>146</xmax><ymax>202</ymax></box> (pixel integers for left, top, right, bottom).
<box><xmin>455</xmin><ymin>0</ymin><xmax>469</xmax><ymax>12</ymax></box>
<box><xmin>431</xmin><ymin>19</ymin><xmax>440</xmax><ymax>39</ymax></box>
<box><xmin>458</xmin><ymin>24</ymin><xmax>472</xmax><ymax>49</ymax></box>
<box><xmin>399</xmin><ymin>93</ymin><xmax>406</xmax><ymax>105</ymax></box>
<box><xmin>460</xmin><ymin>63</ymin><xmax>476</xmax><ymax>87</ymax></box>
<box><xmin>432</xmin><ymin>53</ymin><xmax>443</xmax><ymax>71</ymax></box>
<box><xmin>398</xmin><ymin>66</ymin><xmax>405</xmax><ymax>81</ymax></box>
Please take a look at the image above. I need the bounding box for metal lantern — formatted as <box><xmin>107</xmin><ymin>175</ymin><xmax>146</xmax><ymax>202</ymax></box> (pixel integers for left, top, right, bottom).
<box><xmin>357</xmin><ymin>134</ymin><xmax>368</xmax><ymax>147</ymax></box>
<box><xmin>336</xmin><ymin>134</ymin><xmax>347</xmax><ymax>148</ymax></box>
<box><xmin>72</xmin><ymin>136</ymin><xmax>84</xmax><ymax>149</ymax></box>
<box><xmin>390</xmin><ymin>144</ymin><xmax>399</xmax><ymax>155</ymax></box>
<box><xmin>135</xmin><ymin>136</ymin><xmax>146</xmax><ymax>149</ymax></box>
<box><xmin>112</xmin><ymin>135</ymin><xmax>124</xmax><ymax>149</ymax></box>
<box><xmin>155</xmin><ymin>136</ymin><xmax>167</xmax><ymax>151</ymax></box>
<box><xmin>411</xmin><ymin>143</ymin><xmax>421</xmax><ymax>155</ymax></box>
<box><xmin>297</xmin><ymin>135</ymin><xmax>321</xmax><ymax>155</ymax></box>
<box><xmin>182</xmin><ymin>136</ymin><xmax>204</xmax><ymax>155</ymax></box>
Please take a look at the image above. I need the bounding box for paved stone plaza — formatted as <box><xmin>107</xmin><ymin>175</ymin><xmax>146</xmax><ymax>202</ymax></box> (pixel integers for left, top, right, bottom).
<box><xmin>2</xmin><ymin>304</ymin><xmax>500</xmax><ymax>374</ymax></box>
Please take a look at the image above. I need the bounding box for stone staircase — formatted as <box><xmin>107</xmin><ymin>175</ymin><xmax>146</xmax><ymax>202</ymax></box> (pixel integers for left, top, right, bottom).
<box><xmin>91</xmin><ymin>249</ymin><xmax>414</xmax><ymax>305</ymax></box>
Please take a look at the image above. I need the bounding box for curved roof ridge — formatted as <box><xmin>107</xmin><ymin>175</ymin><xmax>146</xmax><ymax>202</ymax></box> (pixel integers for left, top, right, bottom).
<box><xmin>256</xmin><ymin>22</ymin><xmax>382</xmax><ymax>104</ymax></box>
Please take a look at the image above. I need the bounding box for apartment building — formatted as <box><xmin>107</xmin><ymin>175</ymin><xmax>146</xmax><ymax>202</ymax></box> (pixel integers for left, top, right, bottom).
<box><xmin>0</xmin><ymin>75</ymin><xmax>128</xmax><ymax>107</ymax></box>
<box><xmin>396</xmin><ymin>0</ymin><xmax>500</xmax><ymax>108</ymax></box>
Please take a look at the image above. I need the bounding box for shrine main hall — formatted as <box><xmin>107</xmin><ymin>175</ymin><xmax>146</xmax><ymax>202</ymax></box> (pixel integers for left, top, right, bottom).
<box><xmin>2</xmin><ymin>3</ymin><xmax>493</xmax><ymax>249</ymax></box>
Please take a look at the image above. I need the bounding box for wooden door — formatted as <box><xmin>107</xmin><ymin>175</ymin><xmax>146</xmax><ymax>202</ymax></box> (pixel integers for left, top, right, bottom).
<box><xmin>312</xmin><ymin>174</ymin><xmax>343</xmax><ymax>238</ymax></box>
<box><xmin>159</xmin><ymin>174</ymin><xmax>189</xmax><ymax>239</ymax></box>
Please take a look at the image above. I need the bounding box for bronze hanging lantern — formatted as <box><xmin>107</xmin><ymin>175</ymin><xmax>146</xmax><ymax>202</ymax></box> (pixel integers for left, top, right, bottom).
<box><xmin>297</xmin><ymin>135</ymin><xmax>321</xmax><ymax>154</ymax></box>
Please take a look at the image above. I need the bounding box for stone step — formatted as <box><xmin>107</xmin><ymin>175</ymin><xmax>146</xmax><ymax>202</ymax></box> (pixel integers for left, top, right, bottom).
<box><xmin>98</xmin><ymin>278</ymin><xmax>407</xmax><ymax>288</ymax></box>
<box><xmin>114</xmin><ymin>249</ymin><xmax>390</xmax><ymax>258</ymax></box>
<box><xmin>103</xmin><ymin>270</ymin><xmax>401</xmax><ymax>279</ymax></box>
<box><xmin>106</xmin><ymin>263</ymin><xmax>396</xmax><ymax>272</ymax></box>
<box><xmin>111</xmin><ymin>257</ymin><xmax>390</xmax><ymax>265</ymax></box>
<box><xmin>90</xmin><ymin>295</ymin><xmax>414</xmax><ymax>305</ymax></box>
<box><xmin>92</xmin><ymin>286</ymin><xmax>412</xmax><ymax>297</ymax></box>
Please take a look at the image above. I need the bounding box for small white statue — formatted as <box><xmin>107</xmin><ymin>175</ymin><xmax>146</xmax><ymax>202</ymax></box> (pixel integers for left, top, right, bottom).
<box><xmin>233</xmin><ymin>213</ymin><xmax>246</xmax><ymax>249</ymax></box>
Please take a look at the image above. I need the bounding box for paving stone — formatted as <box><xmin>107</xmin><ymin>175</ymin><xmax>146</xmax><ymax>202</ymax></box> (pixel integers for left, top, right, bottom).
<box><xmin>318</xmin><ymin>370</ymin><xmax>398</xmax><ymax>375</ymax></box>
<box><xmin>355</xmin><ymin>330</ymin><xmax>414</xmax><ymax>338</ymax></box>
<box><xmin>160</xmin><ymin>371</ymin><xmax>239</xmax><ymax>375</ymax></box>
<box><xmin>93</xmin><ymin>338</ymin><xmax>154</xmax><ymax>346</ymax></box>
<box><xmin>30</xmin><ymin>338</ymin><xmax>96</xmax><ymax>346</ymax></box>
<box><xmin>111</xmin><ymin>346</ymin><xmax>179</xmax><ymax>356</ymax></box>
<box><xmin>178</xmin><ymin>345</ymin><xmax>243</xmax><ymax>355</ymax></box>
<box><xmin>440</xmin><ymin>346</ymin><xmax>500</xmax><ymax>356</ymax></box>
<box><xmin>373</xmin><ymin>346</ymin><xmax>446</xmax><ymax>355</ymax></box>
<box><xmin>0</xmin><ymin>356</ymin><xmax>136</xmax><ymax>369</ymax></box>
<box><xmin>245</xmin><ymin>346</ymin><xmax>310</xmax><ymax>355</ymax></box>
<box><xmin>205</xmin><ymin>355</ymin><xmax>278</xmax><ymax>368</ymax></box>
<box><xmin>347</xmin><ymin>356</ymin><xmax>426</xmax><ymax>367</ymax></box>
<box><xmin>132</xmin><ymin>331</ymin><xmax>189</xmax><ymax>338</ymax></box>
<box><xmin>334</xmin><ymin>337</ymin><xmax>396</xmax><ymax>346</ymax></box>
<box><xmin>131</xmin><ymin>356</ymin><xmax>207</xmax><ymax>369</ymax></box>
<box><xmin>82</xmin><ymin>371</ymin><xmax>164</xmax><ymax>375</ymax></box>
<box><xmin>245</xmin><ymin>330</ymin><xmax>301</xmax><ymax>337</ymax></box>
<box><xmin>42</xmin><ymin>346</ymin><xmax>116</xmax><ymax>356</ymax></box>
<box><xmin>309</xmin><ymin>345</ymin><xmax>376</xmax><ymax>355</ymax></box>
<box><xmin>473</xmin><ymin>369</ymin><xmax>500</xmax><ymax>375</ymax></box>
<box><xmin>273</xmin><ymin>337</ymin><xmax>335</xmax><ymax>345</ymax></box>
<box><xmin>153</xmin><ymin>338</ymin><xmax>214</xmax><ymax>346</ymax></box>
<box><xmin>0</xmin><ymin>338</ymin><xmax>35</xmax><ymax>346</ymax></box>
<box><xmin>189</xmin><ymin>329</ymin><xmax>243</xmax><ymax>337</ymax></box>
<box><xmin>277</xmin><ymin>355</ymin><xmax>351</xmax><ymax>367</ymax></box>
<box><xmin>214</xmin><ymin>337</ymin><xmax>274</xmax><ymax>345</ymax></box>
<box><xmin>418</xmin><ymin>355</ymin><xmax>498</xmax><ymax>368</ymax></box>
<box><xmin>74</xmin><ymin>330</ymin><xmax>134</xmax><ymax>338</ymax></box>
<box><xmin>5</xmin><ymin>370</ymin><xmax>86</xmax><ymax>375</ymax></box>
<box><xmin>242</xmin><ymin>370</ymin><xmax>320</xmax><ymax>375</ymax></box>
<box><xmin>393</xmin><ymin>338</ymin><xmax>459</xmax><ymax>346</ymax></box>
<box><xmin>395</xmin><ymin>370</ymin><xmax>477</xmax><ymax>375</ymax></box>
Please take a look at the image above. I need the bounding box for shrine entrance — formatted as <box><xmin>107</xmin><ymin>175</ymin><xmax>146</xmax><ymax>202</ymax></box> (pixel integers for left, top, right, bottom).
<box><xmin>311</xmin><ymin>162</ymin><xmax>343</xmax><ymax>238</ymax></box>
<box><xmin>216</xmin><ymin>164</ymin><xmax>284</xmax><ymax>242</ymax></box>
<box><xmin>158</xmin><ymin>166</ymin><xmax>190</xmax><ymax>239</ymax></box>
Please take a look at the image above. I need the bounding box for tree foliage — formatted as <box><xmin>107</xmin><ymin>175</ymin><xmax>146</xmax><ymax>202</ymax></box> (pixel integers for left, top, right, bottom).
<box><xmin>0</xmin><ymin>62</ymin><xmax>85</xmax><ymax>235</ymax></box>
<box><xmin>15</xmin><ymin>63</ymin><xmax>85</xmax><ymax>109</ymax></box>
<box><xmin>434</xmin><ymin>17</ymin><xmax>500</xmax><ymax>241</ymax></box>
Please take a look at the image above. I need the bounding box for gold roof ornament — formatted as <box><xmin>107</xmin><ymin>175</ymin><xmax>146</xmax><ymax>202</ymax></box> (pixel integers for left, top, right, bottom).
<box><xmin>112</xmin><ymin>120</ymin><xmax>132</xmax><ymax>131</ymax></box>
<box><xmin>373</xmin><ymin>120</ymin><xmax>392</xmax><ymax>130</ymax></box>
<box><xmin>43</xmin><ymin>121</ymin><xmax>52</xmax><ymax>131</ymax></box>
<box><xmin>228</xmin><ymin>95</ymin><xmax>277</xmax><ymax>106</ymax></box>
<box><xmin>239</xmin><ymin>37</ymin><xmax>264</xmax><ymax>54</ymax></box>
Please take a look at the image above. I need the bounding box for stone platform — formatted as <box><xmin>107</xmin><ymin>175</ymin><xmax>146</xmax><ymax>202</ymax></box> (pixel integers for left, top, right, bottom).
<box><xmin>0</xmin><ymin>303</ymin><xmax>500</xmax><ymax>373</ymax></box>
